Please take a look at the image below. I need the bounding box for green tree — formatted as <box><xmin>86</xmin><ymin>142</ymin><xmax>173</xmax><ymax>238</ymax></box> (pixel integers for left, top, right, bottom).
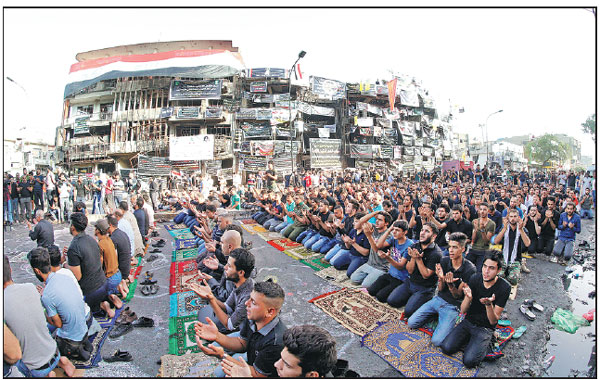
<box><xmin>581</xmin><ymin>114</ymin><xmax>596</xmax><ymax>142</ymax></box>
<box><xmin>524</xmin><ymin>134</ymin><xmax>568</xmax><ymax>167</ymax></box>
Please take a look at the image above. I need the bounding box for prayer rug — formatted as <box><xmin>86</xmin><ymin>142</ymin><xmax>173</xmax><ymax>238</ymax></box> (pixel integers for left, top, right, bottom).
<box><xmin>124</xmin><ymin>279</ymin><xmax>138</xmax><ymax>302</ymax></box>
<box><xmin>257</xmin><ymin>231</ymin><xmax>282</xmax><ymax>241</ymax></box>
<box><xmin>158</xmin><ymin>352</ymin><xmax>220</xmax><ymax>377</ymax></box>
<box><xmin>169</xmin><ymin>229</ymin><xmax>196</xmax><ymax>240</ymax></box>
<box><xmin>122</xmin><ymin>257</ymin><xmax>143</xmax><ymax>302</ymax></box>
<box><xmin>267</xmin><ymin>238</ymin><xmax>303</xmax><ymax>251</ymax></box>
<box><xmin>314</xmin><ymin>266</ymin><xmax>360</xmax><ymax>289</ymax></box>
<box><xmin>240</xmin><ymin>224</ymin><xmax>258</xmax><ymax>235</ymax></box>
<box><xmin>172</xmin><ymin>248</ymin><xmax>199</xmax><ymax>263</ymax></box>
<box><xmin>71</xmin><ymin>327</ymin><xmax>111</xmax><ymax>369</ymax></box>
<box><xmin>251</xmin><ymin>224</ymin><xmax>268</xmax><ymax>233</ymax></box>
<box><xmin>361</xmin><ymin>319</ymin><xmax>479</xmax><ymax>377</ymax></box>
<box><xmin>165</xmin><ymin>223</ymin><xmax>188</xmax><ymax>231</ymax></box>
<box><xmin>170</xmin><ymin>291</ymin><xmax>207</xmax><ymax>318</ymax></box>
<box><xmin>168</xmin><ymin>315</ymin><xmax>202</xmax><ymax>355</ymax></box>
<box><xmin>309</xmin><ymin>288</ymin><xmax>403</xmax><ymax>336</ymax></box>
<box><xmin>300</xmin><ymin>256</ymin><xmax>331</xmax><ymax>271</ymax></box>
<box><xmin>175</xmin><ymin>239</ymin><xmax>198</xmax><ymax>250</ymax></box>
<box><xmin>283</xmin><ymin>246</ymin><xmax>321</xmax><ymax>261</ymax></box>
<box><xmin>170</xmin><ymin>260</ymin><xmax>202</xmax><ymax>294</ymax></box>
<box><xmin>240</xmin><ymin>219</ymin><xmax>258</xmax><ymax>225</ymax></box>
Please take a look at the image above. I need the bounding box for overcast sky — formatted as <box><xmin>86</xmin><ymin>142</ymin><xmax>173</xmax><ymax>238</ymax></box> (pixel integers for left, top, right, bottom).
<box><xmin>3</xmin><ymin>7</ymin><xmax>596</xmax><ymax>156</ymax></box>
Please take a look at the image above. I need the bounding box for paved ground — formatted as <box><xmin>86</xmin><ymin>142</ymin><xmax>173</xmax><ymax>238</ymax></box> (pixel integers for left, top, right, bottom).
<box><xmin>3</xmin><ymin>210</ymin><xmax>596</xmax><ymax>377</ymax></box>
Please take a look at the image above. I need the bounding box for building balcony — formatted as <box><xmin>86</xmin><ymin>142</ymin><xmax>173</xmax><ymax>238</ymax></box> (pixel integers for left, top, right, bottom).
<box><xmin>65</xmin><ymin>143</ymin><xmax>109</xmax><ymax>162</ymax></box>
<box><xmin>108</xmin><ymin>140</ymin><xmax>169</xmax><ymax>155</ymax></box>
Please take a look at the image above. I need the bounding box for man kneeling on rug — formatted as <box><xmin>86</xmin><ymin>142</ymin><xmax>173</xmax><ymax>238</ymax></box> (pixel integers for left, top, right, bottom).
<box><xmin>407</xmin><ymin>232</ymin><xmax>476</xmax><ymax>346</ymax></box>
<box><xmin>440</xmin><ymin>251</ymin><xmax>510</xmax><ymax>368</ymax></box>
<box><xmin>194</xmin><ymin>280</ymin><xmax>286</xmax><ymax>377</ymax></box>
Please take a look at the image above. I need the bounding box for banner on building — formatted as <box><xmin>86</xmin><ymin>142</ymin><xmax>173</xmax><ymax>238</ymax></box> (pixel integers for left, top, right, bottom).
<box><xmin>310</xmin><ymin>76</ymin><xmax>346</xmax><ymax>100</ymax></box>
<box><xmin>252</xmin><ymin>141</ymin><xmax>274</xmax><ymax>156</ymax></box>
<box><xmin>272</xmin><ymin>156</ymin><xmax>292</xmax><ymax>174</ymax></box>
<box><xmin>177</xmin><ymin>107</ymin><xmax>200</xmax><ymax>119</ymax></box>
<box><xmin>205</xmin><ymin>107</ymin><xmax>223</xmax><ymax>119</ymax></box>
<box><xmin>273</xmin><ymin>141</ymin><xmax>300</xmax><ymax>155</ymax></box>
<box><xmin>73</xmin><ymin>116</ymin><xmax>90</xmax><ymax>135</ymax></box>
<box><xmin>310</xmin><ymin>138</ymin><xmax>341</xmax><ymax>169</ymax></box>
<box><xmin>137</xmin><ymin>155</ymin><xmax>172</xmax><ymax>177</ymax></box>
<box><xmin>169</xmin><ymin>79</ymin><xmax>222</xmax><ymax>100</ymax></box>
<box><xmin>399</xmin><ymin>89</ymin><xmax>419</xmax><ymax>107</ymax></box>
<box><xmin>296</xmin><ymin>102</ymin><xmax>335</xmax><ymax>117</ymax></box>
<box><xmin>393</xmin><ymin>146</ymin><xmax>403</xmax><ymax>159</ymax></box>
<box><xmin>250</xmin><ymin>81</ymin><xmax>268</xmax><ymax>93</ymax></box>
<box><xmin>65</xmin><ymin>49</ymin><xmax>243</xmax><ymax>98</ymax></box>
<box><xmin>356</xmin><ymin>117</ymin><xmax>374</xmax><ymax>127</ymax></box>
<box><xmin>350</xmin><ymin>144</ymin><xmax>373</xmax><ymax>159</ymax></box>
<box><xmin>240</xmin><ymin>121</ymin><xmax>271</xmax><ymax>138</ymax></box>
<box><xmin>236</xmin><ymin>108</ymin><xmax>258</xmax><ymax>119</ymax></box>
<box><xmin>248</xmin><ymin>68</ymin><xmax>286</xmax><ymax>78</ymax></box>
<box><xmin>240</xmin><ymin>154</ymin><xmax>268</xmax><ymax>172</ymax></box>
<box><xmin>169</xmin><ymin>134</ymin><xmax>214</xmax><ymax>161</ymax></box>
<box><xmin>318</xmin><ymin>128</ymin><xmax>330</xmax><ymax>138</ymax></box>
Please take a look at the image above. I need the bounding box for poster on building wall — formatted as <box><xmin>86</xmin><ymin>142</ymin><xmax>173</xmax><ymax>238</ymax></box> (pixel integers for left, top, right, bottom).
<box><xmin>248</xmin><ymin>68</ymin><xmax>286</xmax><ymax>78</ymax></box>
<box><xmin>137</xmin><ymin>155</ymin><xmax>172</xmax><ymax>176</ymax></box>
<box><xmin>273</xmin><ymin>141</ymin><xmax>300</xmax><ymax>155</ymax></box>
<box><xmin>160</xmin><ymin>107</ymin><xmax>174</xmax><ymax>118</ymax></box>
<box><xmin>240</xmin><ymin>155</ymin><xmax>268</xmax><ymax>172</ymax></box>
<box><xmin>256</xmin><ymin>109</ymin><xmax>273</xmax><ymax>121</ymax></box>
<box><xmin>355</xmin><ymin>160</ymin><xmax>371</xmax><ymax>169</ymax></box>
<box><xmin>177</xmin><ymin>107</ymin><xmax>200</xmax><ymax>119</ymax></box>
<box><xmin>205</xmin><ymin>107</ymin><xmax>223</xmax><ymax>119</ymax></box>
<box><xmin>318</xmin><ymin>128</ymin><xmax>330</xmax><ymax>138</ymax></box>
<box><xmin>310</xmin><ymin>138</ymin><xmax>341</xmax><ymax>169</ymax></box>
<box><xmin>240</xmin><ymin>121</ymin><xmax>272</xmax><ymax>139</ymax></box>
<box><xmin>250</xmin><ymin>81</ymin><xmax>268</xmax><ymax>93</ymax></box>
<box><xmin>357</xmin><ymin>117</ymin><xmax>374</xmax><ymax>127</ymax></box>
<box><xmin>380</xmin><ymin>145</ymin><xmax>394</xmax><ymax>159</ymax></box>
<box><xmin>296</xmin><ymin>102</ymin><xmax>335</xmax><ymax>117</ymax></box>
<box><xmin>393</xmin><ymin>146</ymin><xmax>403</xmax><ymax>159</ymax></box>
<box><xmin>236</xmin><ymin>108</ymin><xmax>258</xmax><ymax>119</ymax></box>
<box><xmin>401</xmin><ymin>134</ymin><xmax>414</xmax><ymax>146</ymax></box>
<box><xmin>74</xmin><ymin>116</ymin><xmax>90</xmax><ymax>135</ymax></box>
<box><xmin>206</xmin><ymin>160</ymin><xmax>222</xmax><ymax>175</ymax></box>
<box><xmin>169</xmin><ymin>79</ymin><xmax>222</xmax><ymax>100</ymax></box>
<box><xmin>169</xmin><ymin>134</ymin><xmax>214</xmax><ymax>161</ymax></box>
<box><xmin>350</xmin><ymin>144</ymin><xmax>373</xmax><ymax>159</ymax></box>
<box><xmin>252</xmin><ymin>141</ymin><xmax>274</xmax><ymax>156</ymax></box>
<box><xmin>367</xmin><ymin>104</ymin><xmax>382</xmax><ymax>116</ymax></box>
<box><xmin>399</xmin><ymin>88</ymin><xmax>420</xmax><ymax>107</ymax></box>
<box><xmin>310</xmin><ymin>76</ymin><xmax>346</xmax><ymax>100</ymax></box>
<box><xmin>273</xmin><ymin>156</ymin><xmax>292</xmax><ymax>173</ymax></box>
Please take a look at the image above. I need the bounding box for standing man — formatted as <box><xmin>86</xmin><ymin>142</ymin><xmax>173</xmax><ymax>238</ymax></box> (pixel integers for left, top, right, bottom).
<box><xmin>18</xmin><ymin>173</ymin><xmax>33</xmax><ymax>222</ymax></box>
<box><xmin>552</xmin><ymin>202</ymin><xmax>581</xmax><ymax>264</ymax></box>
<box><xmin>265</xmin><ymin>162</ymin><xmax>277</xmax><ymax>192</ymax></box>
<box><xmin>91</xmin><ymin>174</ymin><xmax>104</xmax><ymax>215</ymax></box>
<box><xmin>468</xmin><ymin>203</ymin><xmax>496</xmax><ymax>272</ymax></box>
<box><xmin>149</xmin><ymin>177</ymin><xmax>159</xmax><ymax>211</ymax></box>
<box><xmin>27</xmin><ymin>209</ymin><xmax>55</xmax><ymax>248</ymax></box>
<box><xmin>45</xmin><ymin>168</ymin><xmax>56</xmax><ymax>211</ymax></box>
<box><xmin>33</xmin><ymin>169</ymin><xmax>45</xmax><ymax>211</ymax></box>
<box><xmin>74</xmin><ymin>175</ymin><xmax>87</xmax><ymax>205</ymax></box>
<box><xmin>440</xmin><ymin>252</ymin><xmax>510</xmax><ymax>368</ymax></box>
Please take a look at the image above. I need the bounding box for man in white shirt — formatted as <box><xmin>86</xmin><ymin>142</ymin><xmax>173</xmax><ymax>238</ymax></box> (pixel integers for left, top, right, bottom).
<box><xmin>45</xmin><ymin>168</ymin><xmax>56</xmax><ymax>211</ymax></box>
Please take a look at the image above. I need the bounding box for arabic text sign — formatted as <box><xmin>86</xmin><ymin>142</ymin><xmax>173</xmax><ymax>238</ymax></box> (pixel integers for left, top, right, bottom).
<box><xmin>310</xmin><ymin>138</ymin><xmax>341</xmax><ymax>169</ymax></box>
<box><xmin>169</xmin><ymin>79</ymin><xmax>222</xmax><ymax>100</ymax></box>
<box><xmin>169</xmin><ymin>135</ymin><xmax>214</xmax><ymax>161</ymax></box>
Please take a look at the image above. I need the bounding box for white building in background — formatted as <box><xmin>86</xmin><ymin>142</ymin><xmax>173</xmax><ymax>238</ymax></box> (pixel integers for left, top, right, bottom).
<box><xmin>3</xmin><ymin>138</ymin><xmax>56</xmax><ymax>175</ymax></box>
<box><xmin>490</xmin><ymin>141</ymin><xmax>527</xmax><ymax>170</ymax></box>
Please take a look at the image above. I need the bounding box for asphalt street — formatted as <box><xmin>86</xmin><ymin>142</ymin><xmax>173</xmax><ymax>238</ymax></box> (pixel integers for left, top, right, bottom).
<box><xmin>3</xmin><ymin>210</ymin><xmax>596</xmax><ymax>377</ymax></box>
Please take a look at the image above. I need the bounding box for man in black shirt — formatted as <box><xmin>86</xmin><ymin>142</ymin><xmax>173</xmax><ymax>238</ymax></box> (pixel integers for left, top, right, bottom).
<box><xmin>382</xmin><ymin>200</ymin><xmax>399</xmax><ymax>222</ymax></box>
<box><xmin>265</xmin><ymin>163</ymin><xmax>277</xmax><ymax>191</ymax></box>
<box><xmin>195</xmin><ymin>281</ymin><xmax>286</xmax><ymax>377</ymax></box>
<box><xmin>18</xmin><ymin>175</ymin><xmax>33</xmax><ymax>222</ymax></box>
<box><xmin>446</xmin><ymin>205</ymin><xmax>473</xmax><ymax>241</ymax></box>
<box><xmin>428</xmin><ymin>204</ymin><xmax>451</xmax><ymax>256</ymax></box>
<box><xmin>27</xmin><ymin>209</ymin><xmax>55</xmax><ymax>248</ymax></box>
<box><xmin>33</xmin><ymin>169</ymin><xmax>45</xmax><ymax>210</ymax></box>
<box><xmin>539</xmin><ymin>197</ymin><xmax>560</xmax><ymax>256</ymax></box>
<box><xmin>440</xmin><ymin>251</ymin><xmax>510</xmax><ymax>368</ymax></box>
<box><xmin>407</xmin><ymin>231</ymin><xmax>476</xmax><ymax>347</ymax></box>
<box><xmin>64</xmin><ymin>212</ymin><xmax>114</xmax><ymax>317</ymax></box>
<box><xmin>387</xmin><ymin>222</ymin><xmax>443</xmax><ymax>318</ymax></box>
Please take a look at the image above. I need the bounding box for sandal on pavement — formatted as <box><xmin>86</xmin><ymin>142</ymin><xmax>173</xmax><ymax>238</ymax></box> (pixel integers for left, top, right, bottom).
<box><xmin>150</xmin><ymin>284</ymin><xmax>159</xmax><ymax>295</ymax></box>
<box><xmin>513</xmin><ymin>325</ymin><xmax>527</xmax><ymax>339</ymax></box>
<box><xmin>109</xmin><ymin>323</ymin><xmax>134</xmax><ymax>339</ymax></box>
<box><xmin>520</xmin><ymin>304</ymin><xmax>536</xmax><ymax>321</ymax></box>
<box><xmin>103</xmin><ymin>349</ymin><xmax>133</xmax><ymax>362</ymax></box>
<box><xmin>132</xmin><ymin>317</ymin><xmax>155</xmax><ymax>327</ymax></box>
<box><xmin>146</xmin><ymin>254</ymin><xmax>159</xmax><ymax>263</ymax></box>
<box><xmin>141</xmin><ymin>285</ymin><xmax>152</xmax><ymax>296</ymax></box>
<box><xmin>497</xmin><ymin>319</ymin><xmax>511</xmax><ymax>326</ymax></box>
<box><xmin>524</xmin><ymin>299</ymin><xmax>544</xmax><ymax>312</ymax></box>
<box><xmin>150</xmin><ymin>248</ymin><xmax>161</xmax><ymax>253</ymax></box>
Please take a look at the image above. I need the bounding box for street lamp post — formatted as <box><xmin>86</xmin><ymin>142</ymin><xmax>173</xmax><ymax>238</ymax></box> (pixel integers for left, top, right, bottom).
<box><xmin>288</xmin><ymin>51</ymin><xmax>306</xmax><ymax>184</ymax></box>
<box><xmin>6</xmin><ymin>76</ymin><xmax>29</xmax><ymax>134</ymax></box>
<box><xmin>484</xmin><ymin>109</ymin><xmax>503</xmax><ymax>165</ymax></box>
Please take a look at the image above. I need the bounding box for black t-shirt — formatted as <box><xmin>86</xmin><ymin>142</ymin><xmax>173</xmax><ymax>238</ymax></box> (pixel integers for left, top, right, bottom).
<box><xmin>438</xmin><ymin>257</ymin><xmax>476</xmax><ymax>307</ymax></box>
<box><xmin>239</xmin><ymin>317</ymin><xmax>286</xmax><ymax>377</ymax></box>
<box><xmin>388</xmin><ymin>208</ymin><xmax>399</xmax><ymax>222</ymax></box>
<box><xmin>318</xmin><ymin>210</ymin><xmax>332</xmax><ymax>237</ymax></box>
<box><xmin>496</xmin><ymin>197</ymin><xmax>510</xmax><ymax>213</ymax></box>
<box><xmin>110</xmin><ymin>228</ymin><xmax>132</xmax><ymax>277</ymax></box>
<box><xmin>435</xmin><ymin>217</ymin><xmax>451</xmax><ymax>248</ymax></box>
<box><xmin>466</xmin><ymin>273</ymin><xmax>510</xmax><ymax>330</ymax></box>
<box><xmin>339</xmin><ymin>215</ymin><xmax>355</xmax><ymax>236</ymax></box>
<box><xmin>540</xmin><ymin>208</ymin><xmax>560</xmax><ymax>238</ymax></box>
<box><xmin>446</xmin><ymin>218</ymin><xmax>473</xmax><ymax>237</ymax></box>
<box><xmin>524</xmin><ymin>218</ymin><xmax>540</xmax><ymax>240</ymax></box>
<box><xmin>405</xmin><ymin>210</ymin><xmax>422</xmax><ymax>241</ymax></box>
<box><xmin>10</xmin><ymin>181</ymin><xmax>19</xmax><ymax>199</ymax></box>
<box><xmin>74</xmin><ymin>182</ymin><xmax>86</xmax><ymax>198</ymax></box>
<box><xmin>221</xmin><ymin>194</ymin><xmax>231</xmax><ymax>208</ymax></box>
<box><xmin>33</xmin><ymin>175</ymin><xmax>44</xmax><ymax>192</ymax></box>
<box><xmin>265</xmin><ymin>170</ymin><xmax>276</xmax><ymax>187</ymax></box>
<box><xmin>407</xmin><ymin>242</ymin><xmax>442</xmax><ymax>288</ymax></box>
<box><xmin>67</xmin><ymin>232</ymin><xmax>107</xmax><ymax>295</ymax></box>
<box><xmin>18</xmin><ymin>180</ymin><xmax>33</xmax><ymax>198</ymax></box>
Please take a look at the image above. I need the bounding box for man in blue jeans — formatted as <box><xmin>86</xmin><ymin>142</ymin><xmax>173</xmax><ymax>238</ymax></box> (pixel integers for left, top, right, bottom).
<box><xmin>551</xmin><ymin>202</ymin><xmax>581</xmax><ymax>265</ymax></box>
<box><xmin>440</xmin><ymin>251</ymin><xmax>510</xmax><ymax>368</ymax></box>
<box><xmin>407</xmin><ymin>232</ymin><xmax>476</xmax><ymax>346</ymax></box>
<box><xmin>387</xmin><ymin>222</ymin><xmax>442</xmax><ymax>318</ymax></box>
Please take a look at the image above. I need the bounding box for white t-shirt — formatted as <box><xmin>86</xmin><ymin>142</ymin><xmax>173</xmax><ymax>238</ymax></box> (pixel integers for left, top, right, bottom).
<box><xmin>45</xmin><ymin>172</ymin><xmax>56</xmax><ymax>191</ymax></box>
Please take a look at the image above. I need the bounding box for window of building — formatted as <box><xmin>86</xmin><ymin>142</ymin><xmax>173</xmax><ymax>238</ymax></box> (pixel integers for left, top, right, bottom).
<box><xmin>77</xmin><ymin>105</ymin><xmax>94</xmax><ymax>115</ymax></box>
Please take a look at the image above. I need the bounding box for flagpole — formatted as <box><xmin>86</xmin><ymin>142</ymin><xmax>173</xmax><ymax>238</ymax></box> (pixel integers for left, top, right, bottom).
<box><xmin>288</xmin><ymin>51</ymin><xmax>306</xmax><ymax>184</ymax></box>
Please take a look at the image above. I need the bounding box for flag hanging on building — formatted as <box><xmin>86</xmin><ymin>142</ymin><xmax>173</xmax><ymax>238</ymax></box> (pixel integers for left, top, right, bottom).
<box><xmin>64</xmin><ymin>49</ymin><xmax>245</xmax><ymax>98</ymax></box>
<box><xmin>387</xmin><ymin>78</ymin><xmax>398</xmax><ymax>111</ymax></box>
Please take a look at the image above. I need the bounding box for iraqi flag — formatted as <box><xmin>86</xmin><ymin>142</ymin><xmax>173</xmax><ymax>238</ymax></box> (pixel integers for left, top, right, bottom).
<box><xmin>64</xmin><ymin>49</ymin><xmax>245</xmax><ymax>98</ymax></box>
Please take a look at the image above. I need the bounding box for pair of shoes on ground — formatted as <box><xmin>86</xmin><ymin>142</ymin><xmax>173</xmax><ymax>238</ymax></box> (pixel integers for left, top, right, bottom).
<box><xmin>152</xmin><ymin>239</ymin><xmax>166</xmax><ymax>248</ymax></box>
<box><xmin>110</xmin><ymin>308</ymin><xmax>155</xmax><ymax>338</ymax></box>
<box><xmin>103</xmin><ymin>349</ymin><xmax>133</xmax><ymax>362</ymax></box>
<box><xmin>146</xmin><ymin>252</ymin><xmax>160</xmax><ymax>262</ymax></box>
<box><xmin>519</xmin><ymin>299</ymin><xmax>544</xmax><ymax>321</ymax></box>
